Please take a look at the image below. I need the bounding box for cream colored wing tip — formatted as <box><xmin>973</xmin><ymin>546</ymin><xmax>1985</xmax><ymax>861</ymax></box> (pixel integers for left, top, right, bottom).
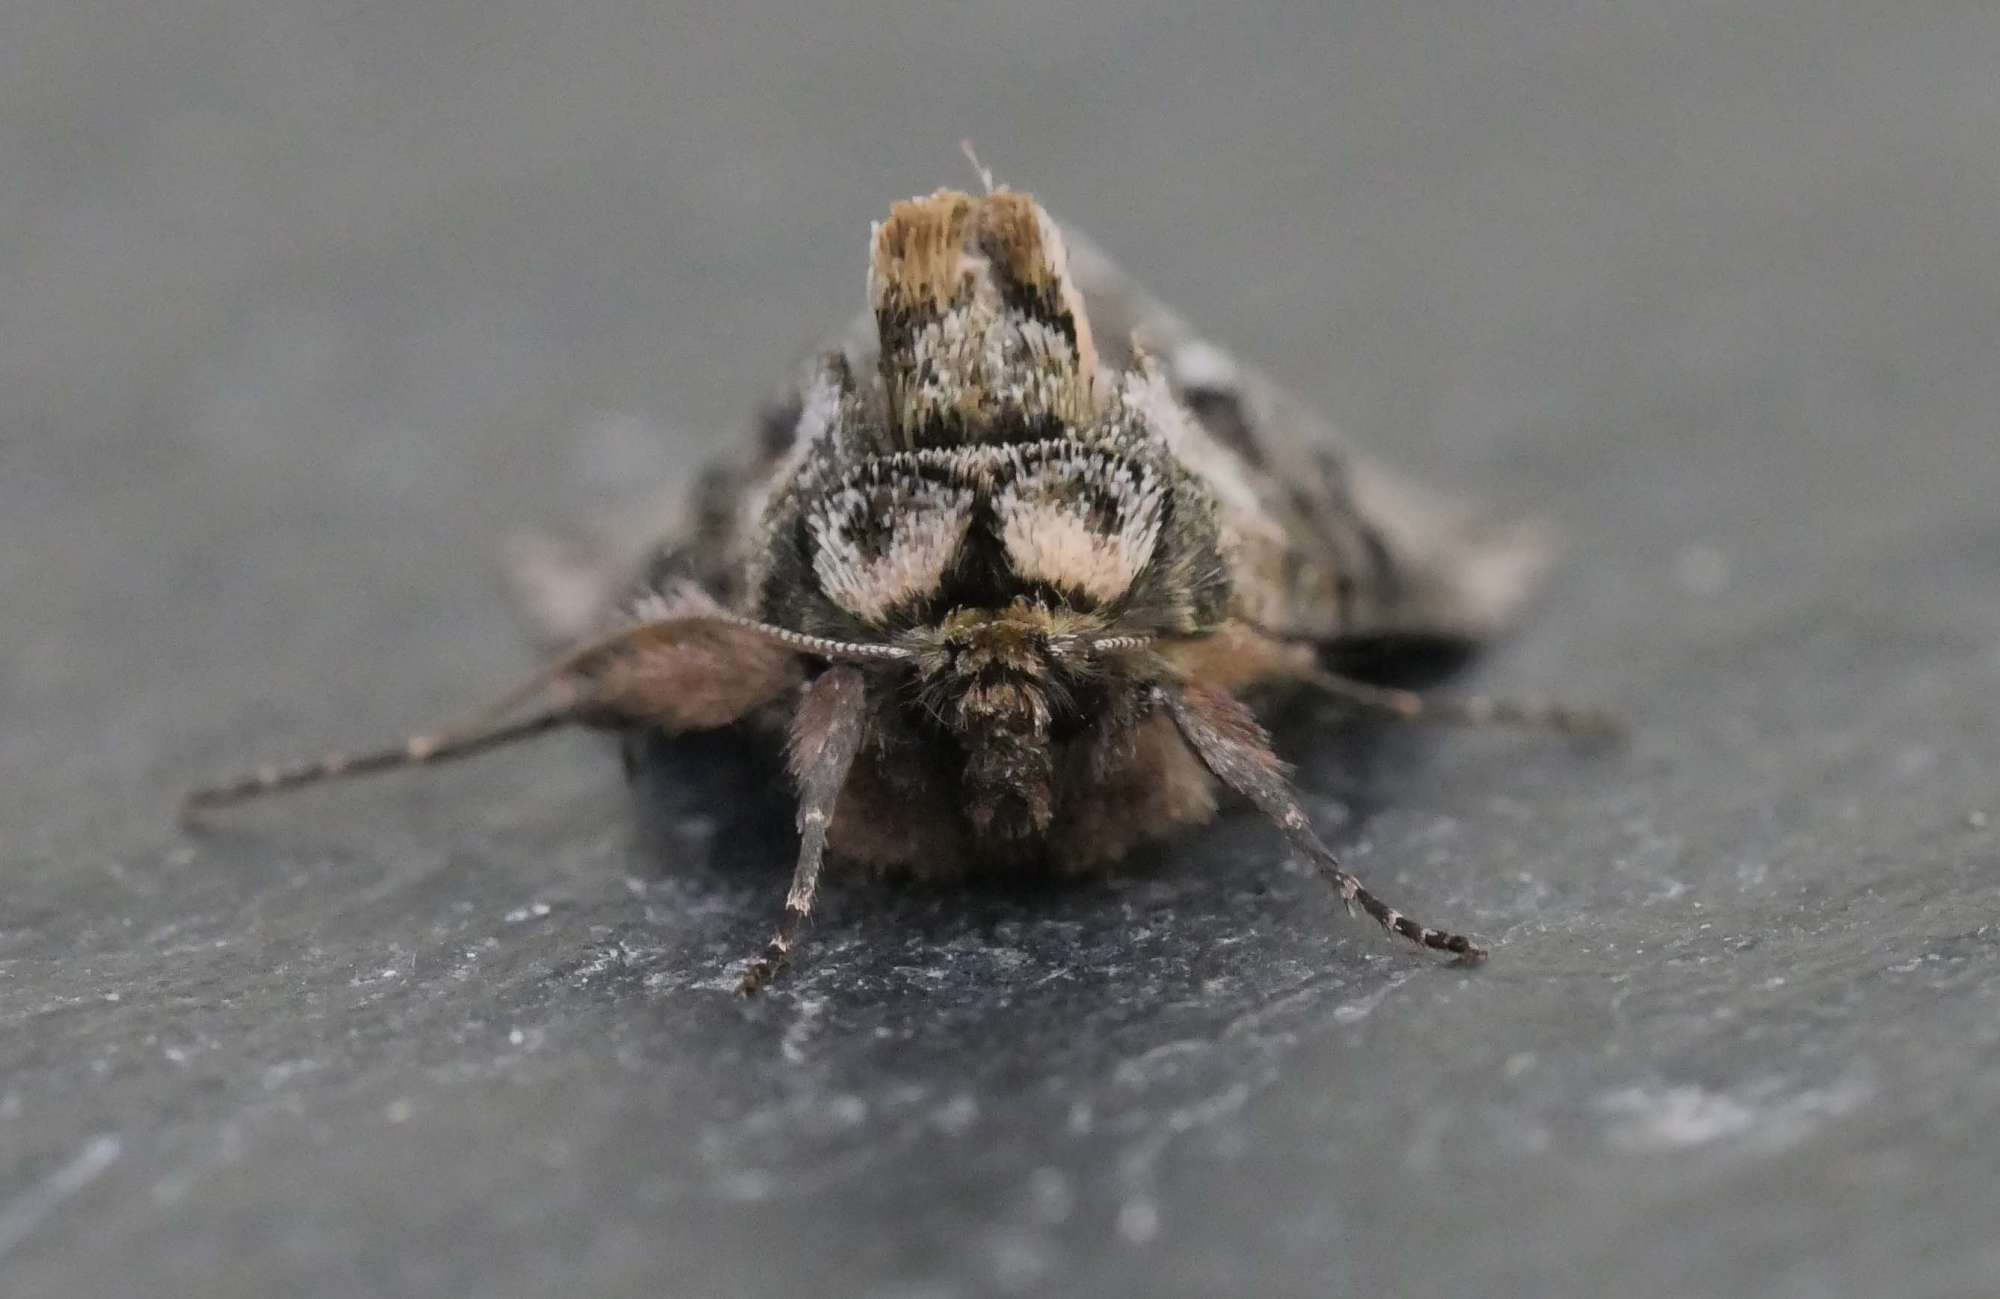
<box><xmin>1459</xmin><ymin>513</ymin><xmax>1563</xmax><ymax>631</ymax></box>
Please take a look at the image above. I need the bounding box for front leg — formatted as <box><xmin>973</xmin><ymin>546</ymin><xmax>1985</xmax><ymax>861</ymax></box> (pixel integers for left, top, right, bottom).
<box><xmin>738</xmin><ymin>667</ymin><xmax>871</xmax><ymax>996</ymax></box>
<box><xmin>1158</xmin><ymin>681</ymin><xmax>1485</xmax><ymax>959</ymax></box>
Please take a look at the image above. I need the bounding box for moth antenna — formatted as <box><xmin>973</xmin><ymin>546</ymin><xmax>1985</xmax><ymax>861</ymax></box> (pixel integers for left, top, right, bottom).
<box><xmin>605</xmin><ymin>613</ymin><xmax>914</xmax><ymax>666</ymax></box>
<box><xmin>1085</xmin><ymin>634</ymin><xmax>1155</xmax><ymax>655</ymax></box>
<box><xmin>1303</xmin><ymin>670</ymin><xmax>1622</xmax><ymax>739</ymax></box>
<box><xmin>179</xmin><ymin>705</ymin><xmax>577</xmax><ymax>820</ymax></box>
<box><xmin>959</xmin><ymin>138</ymin><xmax>998</xmax><ymax>195</ymax></box>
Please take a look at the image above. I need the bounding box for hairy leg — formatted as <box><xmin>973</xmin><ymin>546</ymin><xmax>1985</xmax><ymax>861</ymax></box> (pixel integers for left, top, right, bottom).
<box><xmin>739</xmin><ymin>667</ymin><xmax>871</xmax><ymax>995</ymax></box>
<box><xmin>180</xmin><ymin>708</ymin><xmax>577</xmax><ymax>816</ymax></box>
<box><xmin>1158</xmin><ymin>681</ymin><xmax>1485</xmax><ymax>959</ymax></box>
<box><xmin>177</xmin><ymin>609</ymin><xmax>841</xmax><ymax>817</ymax></box>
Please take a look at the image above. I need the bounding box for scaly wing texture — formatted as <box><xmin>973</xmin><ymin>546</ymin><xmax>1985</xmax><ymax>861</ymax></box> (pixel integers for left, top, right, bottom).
<box><xmin>1059</xmin><ymin>227</ymin><xmax>1554</xmax><ymax>651</ymax></box>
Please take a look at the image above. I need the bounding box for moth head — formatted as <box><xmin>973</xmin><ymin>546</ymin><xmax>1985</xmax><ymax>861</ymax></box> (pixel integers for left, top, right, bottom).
<box><xmin>754</xmin><ymin>185</ymin><xmax>1233</xmax><ymax>646</ymax></box>
<box><xmin>895</xmin><ymin>601</ymin><xmax>1152</xmax><ymax>840</ymax></box>
<box><xmin>902</xmin><ymin>601</ymin><xmax>1084</xmax><ymax>681</ymax></box>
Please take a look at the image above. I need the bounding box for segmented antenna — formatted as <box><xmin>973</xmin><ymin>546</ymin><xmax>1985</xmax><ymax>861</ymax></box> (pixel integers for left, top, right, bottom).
<box><xmin>179</xmin><ymin>707</ymin><xmax>575</xmax><ymax>818</ymax></box>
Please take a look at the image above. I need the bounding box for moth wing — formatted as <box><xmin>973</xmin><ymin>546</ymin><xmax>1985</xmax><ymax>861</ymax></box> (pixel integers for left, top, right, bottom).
<box><xmin>502</xmin><ymin>390</ymin><xmax>811</xmax><ymax>650</ymax></box>
<box><xmin>1059</xmin><ymin>226</ymin><xmax>1555</xmax><ymax>658</ymax></box>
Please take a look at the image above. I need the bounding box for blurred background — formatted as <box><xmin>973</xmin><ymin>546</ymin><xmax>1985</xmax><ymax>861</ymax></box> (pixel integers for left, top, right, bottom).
<box><xmin>4</xmin><ymin>3</ymin><xmax>1997</xmax><ymax>1296</ymax></box>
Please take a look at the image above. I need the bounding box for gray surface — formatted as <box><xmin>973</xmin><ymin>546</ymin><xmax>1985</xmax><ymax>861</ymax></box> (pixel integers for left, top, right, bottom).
<box><xmin>4</xmin><ymin>2</ymin><xmax>1998</xmax><ymax>1296</ymax></box>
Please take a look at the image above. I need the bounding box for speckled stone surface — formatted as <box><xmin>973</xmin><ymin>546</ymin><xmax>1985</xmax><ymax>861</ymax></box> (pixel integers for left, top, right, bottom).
<box><xmin>5</xmin><ymin>3</ymin><xmax>1998</xmax><ymax>1296</ymax></box>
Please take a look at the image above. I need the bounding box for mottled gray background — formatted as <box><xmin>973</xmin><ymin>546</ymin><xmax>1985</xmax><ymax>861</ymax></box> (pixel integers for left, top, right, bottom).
<box><xmin>4</xmin><ymin>2</ymin><xmax>1997</xmax><ymax>1296</ymax></box>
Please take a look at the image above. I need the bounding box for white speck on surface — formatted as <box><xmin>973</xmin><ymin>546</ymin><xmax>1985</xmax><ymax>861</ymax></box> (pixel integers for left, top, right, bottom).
<box><xmin>1026</xmin><ymin>1167</ymin><xmax>1074</xmax><ymax>1224</ymax></box>
<box><xmin>1599</xmin><ymin>1085</ymin><xmax>1756</xmax><ymax>1150</ymax></box>
<box><xmin>933</xmin><ymin>1094</ymin><xmax>980</xmax><ymax>1137</ymax></box>
<box><xmin>715</xmin><ymin>1169</ymin><xmax>774</xmax><ymax>1203</ymax></box>
<box><xmin>1332</xmin><ymin>971</ymin><xmax>1412</xmax><ymax>1025</ymax></box>
<box><xmin>260</xmin><ymin>1059</ymin><xmax>319</xmax><ymax>1090</ymax></box>
<box><xmin>384</xmin><ymin>1099</ymin><xmax>414</xmax><ymax>1123</ymax></box>
<box><xmin>508</xmin><ymin>1028</ymin><xmax>526</xmax><ymax>1046</ymax></box>
<box><xmin>1970</xmin><ymin>810</ymin><xmax>1989</xmax><ymax>829</ymax></box>
<box><xmin>987</xmin><ymin>1228</ymin><xmax>1054</xmax><ymax>1293</ymax></box>
<box><xmin>1116</xmin><ymin>1199</ymin><xmax>1160</xmax><ymax>1245</ymax></box>
<box><xmin>1597</xmin><ymin>1072</ymin><xmax>1873</xmax><ymax>1153</ymax></box>
<box><xmin>778</xmin><ymin>995</ymin><xmax>826</xmax><ymax>1065</ymax></box>
<box><xmin>0</xmin><ymin>1135</ymin><xmax>122</xmax><ymax>1262</ymax></box>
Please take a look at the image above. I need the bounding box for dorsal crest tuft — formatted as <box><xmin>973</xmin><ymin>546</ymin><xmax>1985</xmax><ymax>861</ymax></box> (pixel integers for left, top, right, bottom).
<box><xmin>868</xmin><ymin>189</ymin><xmax>1101</xmax><ymax>449</ymax></box>
<box><xmin>869</xmin><ymin>190</ymin><xmax>975</xmax><ymax>317</ymax></box>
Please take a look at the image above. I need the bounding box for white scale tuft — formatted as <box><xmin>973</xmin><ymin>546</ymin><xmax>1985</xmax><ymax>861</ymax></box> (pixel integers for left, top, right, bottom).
<box><xmin>996</xmin><ymin>447</ymin><xmax>1166</xmax><ymax>603</ymax></box>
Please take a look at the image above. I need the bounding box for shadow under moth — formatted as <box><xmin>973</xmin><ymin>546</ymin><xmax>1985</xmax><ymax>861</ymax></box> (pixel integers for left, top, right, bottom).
<box><xmin>183</xmin><ymin>179</ymin><xmax>1615</xmax><ymax>994</ymax></box>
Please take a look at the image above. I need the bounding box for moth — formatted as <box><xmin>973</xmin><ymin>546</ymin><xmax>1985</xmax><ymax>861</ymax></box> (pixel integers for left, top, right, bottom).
<box><xmin>183</xmin><ymin>181</ymin><xmax>1613</xmax><ymax>994</ymax></box>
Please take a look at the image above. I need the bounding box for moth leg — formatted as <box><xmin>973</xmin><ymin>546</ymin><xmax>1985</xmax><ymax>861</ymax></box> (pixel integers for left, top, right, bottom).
<box><xmin>1303</xmin><ymin>669</ymin><xmax>1622</xmax><ymax>739</ymax></box>
<box><xmin>180</xmin><ymin>707</ymin><xmax>578</xmax><ymax>818</ymax></box>
<box><xmin>738</xmin><ymin>666</ymin><xmax>871</xmax><ymax>996</ymax></box>
<box><xmin>1157</xmin><ymin>682</ymin><xmax>1486</xmax><ymax>960</ymax></box>
<box><xmin>180</xmin><ymin>613</ymin><xmax>806</xmax><ymax>819</ymax></box>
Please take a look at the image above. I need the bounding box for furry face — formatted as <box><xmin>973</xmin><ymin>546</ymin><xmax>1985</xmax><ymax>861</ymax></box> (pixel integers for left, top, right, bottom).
<box><xmin>183</xmin><ymin>179</ymin><xmax>1615</xmax><ymax>995</ymax></box>
<box><xmin>898</xmin><ymin>601</ymin><xmax>1108</xmax><ymax>843</ymax></box>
